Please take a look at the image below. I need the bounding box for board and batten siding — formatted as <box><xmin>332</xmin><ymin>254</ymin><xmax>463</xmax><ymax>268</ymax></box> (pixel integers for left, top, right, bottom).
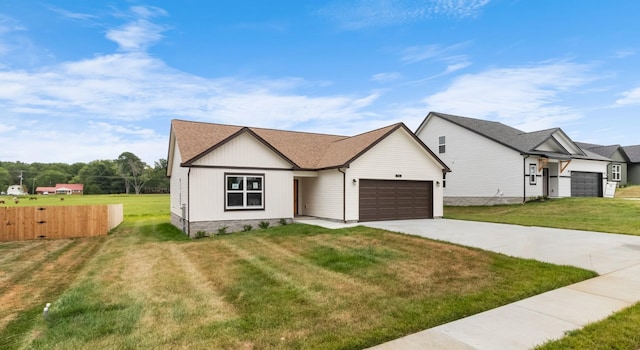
<box><xmin>417</xmin><ymin>116</ymin><xmax>524</xmax><ymax>199</ymax></box>
<box><xmin>169</xmin><ymin>143</ymin><xmax>189</xmax><ymax>219</ymax></box>
<box><xmin>298</xmin><ymin>169</ymin><xmax>343</xmax><ymax>221</ymax></box>
<box><xmin>192</xmin><ymin>132</ymin><xmax>292</xmax><ymax>169</ymax></box>
<box><xmin>187</xmin><ymin>132</ymin><xmax>294</xmax><ymax>222</ymax></box>
<box><xmin>345</xmin><ymin>128</ymin><xmax>445</xmax><ymax>220</ymax></box>
<box><xmin>187</xmin><ymin>167</ymin><xmax>292</xmax><ymax>222</ymax></box>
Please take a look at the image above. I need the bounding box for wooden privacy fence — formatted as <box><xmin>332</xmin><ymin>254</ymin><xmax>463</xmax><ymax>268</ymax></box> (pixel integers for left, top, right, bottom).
<box><xmin>0</xmin><ymin>204</ymin><xmax>124</xmax><ymax>242</ymax></box>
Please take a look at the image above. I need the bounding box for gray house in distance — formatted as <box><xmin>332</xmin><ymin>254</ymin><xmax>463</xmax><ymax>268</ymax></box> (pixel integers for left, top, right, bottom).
<box><xmin>577</xmin><ymin>143</ymin><xmax>629</xmax><ymax>186</ymax></box>
<box><xmin>623</xmin><ymin>145</ymin><xmax>640</xmax><ymax>185</ymax></box>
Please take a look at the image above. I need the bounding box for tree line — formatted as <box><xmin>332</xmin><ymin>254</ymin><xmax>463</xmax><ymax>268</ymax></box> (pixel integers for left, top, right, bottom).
<box><xmin>0</xmin><ymin>152</ymin><xmax>169</xmax><ymax>195</ymax></box>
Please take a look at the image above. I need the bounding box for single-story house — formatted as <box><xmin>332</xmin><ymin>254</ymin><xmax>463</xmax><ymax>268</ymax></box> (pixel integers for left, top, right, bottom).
<box><xmin>167</xmin><ymin>119</ymin><xmax>450</xmax><ymax>237</ymax></box>
<box><xmin>576</xmin><ymin>143</ymin><xmax>629</xmax><ymax>186</ymax></box>
<box><xmin>36</xmin><ymin>184</ymin><xmax>84</xmax><ymax>195</ymax></box>
<box><xmin>415</xmin><ymin>112</ymin><xmax>610</xmax><ymax>205</ymax></box>
<box><xmin>622</xmin><ymin>145</ymin><xmax>640</xmax><ymax>185</ymax></box>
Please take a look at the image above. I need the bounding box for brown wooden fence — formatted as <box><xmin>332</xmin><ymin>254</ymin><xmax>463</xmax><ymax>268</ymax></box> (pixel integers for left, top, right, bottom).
<box><xmin>0</xmin><ymin>204</ymin><xmax>123</xmax><ymax>242</ymax></box>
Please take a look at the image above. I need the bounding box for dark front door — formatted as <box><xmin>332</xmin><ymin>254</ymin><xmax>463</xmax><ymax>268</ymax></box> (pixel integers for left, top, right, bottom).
<box><xmin>543</xmin><ymin>168</ymin><xmax>549</xmax><ymax>197</ymax></box>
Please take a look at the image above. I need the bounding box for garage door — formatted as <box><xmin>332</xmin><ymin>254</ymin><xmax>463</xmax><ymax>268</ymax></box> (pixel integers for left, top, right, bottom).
<box><xmin>359</xmin><ymin>180</ymin><xmax>433</xmax><ymax>221</ymax></box>
<box><xmin>571</xmin><ymin>172</ymin><xmax>602</xmax><ymax>197</ymax></box>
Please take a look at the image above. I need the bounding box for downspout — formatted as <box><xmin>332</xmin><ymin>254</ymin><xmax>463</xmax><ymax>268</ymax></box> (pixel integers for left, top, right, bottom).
<box><xmin>523</xmin><ymin>155</ymin><xmax>530</xmax><ymax>203</ymax></box>
<box><xmin>338</xmin><ymin>167</ymin><xmax>346</xmax><ymax>223</ymax></box>
<box><xmin>187</xmin><ymin>167</ymin><xmax>191</xmax><ymax>237</ymax></box>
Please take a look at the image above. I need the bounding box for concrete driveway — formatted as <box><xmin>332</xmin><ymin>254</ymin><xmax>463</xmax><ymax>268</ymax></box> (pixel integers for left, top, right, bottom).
<box><xmin>359</xmin><ymin>219</ymin><xmax>640</xmax><ymax>350</ymax></box>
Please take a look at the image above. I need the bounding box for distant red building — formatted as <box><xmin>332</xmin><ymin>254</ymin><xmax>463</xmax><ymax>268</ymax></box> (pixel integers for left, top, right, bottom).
<box><xmin>36</xmin><ymin>184</ymin><xmax>84</xmax><ymax>195</ymax></box>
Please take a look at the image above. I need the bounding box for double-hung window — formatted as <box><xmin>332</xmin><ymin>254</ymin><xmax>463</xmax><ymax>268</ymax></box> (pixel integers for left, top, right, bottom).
<box><xmin>529</xmin><ymin>164</ymin><xmax>537</xmax><ymax>185</ymax></box>
<box><xmin>438</xmin><ymin>136</ymin><xmax>446</xmax><ymax>154</ymax></box>
<box><xmin>225</xmin><ymin>174</ymin><xmax>264</xmax><ymax>210</ymax></box>
<box><xmin>612</xmin><ymin>164</ymin><xmax>621</xmax><ymax>181</ymax></box>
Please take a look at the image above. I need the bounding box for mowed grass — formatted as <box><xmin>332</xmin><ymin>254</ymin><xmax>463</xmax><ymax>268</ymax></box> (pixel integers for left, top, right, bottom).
<box><xmin>445</xmin><ymin>197</ymin><xmax>640</xmax><ymax>236</ymax></box>
<box><xmin>0</xmin><ymin>194</ymin><xmax>596</xmax><ymax>349</ymax></box>
<box><xmin>445</xmin><ymin>198</ymin><xmax>640</xmax><ymax>350</ymax></box>
<box><xmin>0</xmin><ymin>194</ymin><xmax>168</xmax><ymax>218</ymax></box>
<box><xmin>616</xmin><ymin>184</ymin><xmax>640</xmax><ymax>198</ymax></box>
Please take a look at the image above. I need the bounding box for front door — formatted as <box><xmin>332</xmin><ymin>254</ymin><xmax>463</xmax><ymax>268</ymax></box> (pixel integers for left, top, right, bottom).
<box><xmin>293</xmin><ymin>180</ymin><xmax>299</xmax><ymax>216</ymax></box>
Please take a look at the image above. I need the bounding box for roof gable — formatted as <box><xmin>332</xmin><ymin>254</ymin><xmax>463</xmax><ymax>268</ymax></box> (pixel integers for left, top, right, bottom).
<box><xmin>623</xmin><ymin>145</ymin><xmax>640</xmax><ymax>163</ymax></box>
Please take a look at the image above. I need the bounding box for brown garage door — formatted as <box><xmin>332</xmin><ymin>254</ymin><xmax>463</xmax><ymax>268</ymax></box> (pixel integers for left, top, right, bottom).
<box><xmin>359</xmin><ymin>179</ymin><xmax>433</xmax><ymax>222</ymax></box>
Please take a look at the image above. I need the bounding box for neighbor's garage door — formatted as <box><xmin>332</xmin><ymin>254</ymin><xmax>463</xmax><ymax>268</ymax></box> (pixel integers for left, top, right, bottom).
<box><xmin>571</xmin><ymin>172</ymin><xmax>603</xmax><ymax>197</ymax></box>
<box><xmin>359</xmin><ymin>180</ymin><xmax>433</xmax><ymax>221</ymax></box>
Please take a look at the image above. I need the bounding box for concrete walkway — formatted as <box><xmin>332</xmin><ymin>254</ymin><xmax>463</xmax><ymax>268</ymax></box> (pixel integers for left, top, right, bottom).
<box><xmin>295</xmin><ymin>218</ymin><xmax>640</xmax><ymax>349</ymax></box>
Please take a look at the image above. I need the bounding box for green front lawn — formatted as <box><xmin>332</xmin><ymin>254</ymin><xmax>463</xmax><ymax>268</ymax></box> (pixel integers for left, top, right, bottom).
<box><xmin>445</xmin><ymin>197</ymin><xmax>640</xmax><ymax>236</ymax></box>
<box><xmin>0</xmin><ymin>195</ymin><xmax>596</xmax><ymax>349</ymax></box>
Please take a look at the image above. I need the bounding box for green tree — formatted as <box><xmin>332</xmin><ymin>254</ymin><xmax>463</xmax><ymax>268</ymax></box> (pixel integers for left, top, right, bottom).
<box><xmin>143</xmin><ymin>159</ymin><xmax>169</xmax><ymax>193</ymax></box>
<box><xmin>77</xmin><ymin>160</ymin><xmax>123</xmax><ymax>194</ymax></box>
<box><xmin>36</xmin><ymin>169</ymin><xmax>71</xmax><ymax>188</ymax></box>
<box><xmin>0</xmin><ymin>167</ymin><xmax>11</xmax><ymax>193</ymax></box>
<box><xmin>115</xmin><ymin>152</ymin><xmax>149</xmax><ymax>194</ymax></box>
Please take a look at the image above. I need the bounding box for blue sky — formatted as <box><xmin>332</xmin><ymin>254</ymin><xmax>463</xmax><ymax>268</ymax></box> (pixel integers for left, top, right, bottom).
<box><xmin>0</xmin><ymin>0</ymin><xmax>639</xmax><ymax>164</ymax></box>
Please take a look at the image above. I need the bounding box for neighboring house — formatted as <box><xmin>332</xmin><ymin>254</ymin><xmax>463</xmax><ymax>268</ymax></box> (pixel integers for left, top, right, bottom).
<box><xmin>6</xmin><ymin>185</ymin><xmax>26</xmax><ymax>196</ymax></box>
<box><xmin>577</xmin><ymin>143</ymin><xmax>629</xmax><ymax>186</ymax></box>
<box><xmin>623</xmin><ymin>145</ymin><xmax>640</xmax><ymax>185</ymax></box>
<box><xmin>167</xmin><ymin>119</ymin><xmax>450</xmax><ymax>237</ymax></box>
<box><xmin>415</xmin><ymin>112</ymin><xmax>610</xmax><ymax>205</ymax></box>
<box><xmin>35</xmin><ymin>184</ymin><xmax>84</xmax><ymax>195</ymax></box>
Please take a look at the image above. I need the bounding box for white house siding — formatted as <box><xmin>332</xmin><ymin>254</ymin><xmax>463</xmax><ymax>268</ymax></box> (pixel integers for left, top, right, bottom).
<box><xmin>417</xmin><ymin>116</ymin><xmax>525</xmax><ymax>205</ymax></box>
<box><xmin>524</xmin><ymin>156</ymin><xmax>544</xmax><ymax>199</ymax></box>
<box><xmin>345</xmin><ymin>128</ymin><xmax>445</xmax><ymax>219</ymax></box>
<box><xmin>187</xmin><ymin>167</ymin><xmax>292</xmax><ymax>222</ymax></box>
<box><xmin>562</xmin><ymin>159</ymin><xmax>608</xmax><ymax>197</ymax></box>
<box><xmin>169</xmin><ymin>143</ymin><xmax>190</xmax><ymax>231</ymax></box>
<box><xmin>192</xmin><ymin>132</ymin><xmax>292</xmax><ymax>169</ymax></box>
<box><xmin>179</xmin><ymin>132</ymin><xmax>294</xmax><ymax>235</ymax></box>
<box><xmin>298</xmin><ymin>169</ymin><xmax>343</xmax><ymax>221</ymax></box>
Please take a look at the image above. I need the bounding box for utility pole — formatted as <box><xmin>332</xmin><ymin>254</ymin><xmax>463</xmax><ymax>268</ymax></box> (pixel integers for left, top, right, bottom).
<box><xmin>19</xmin><ymin>170</ymin><xmax>23</xmax><ymax>186</ymax></box>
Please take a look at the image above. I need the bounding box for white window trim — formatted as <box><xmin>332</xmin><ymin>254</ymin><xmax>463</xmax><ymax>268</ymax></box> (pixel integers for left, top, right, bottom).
<box><xmin>225</xmin><ymin>174</ymin><xmax>265</xmax><ymax>210</ymax></box>
<box><xmin>529</xmin><ymin>164</ymin><xmax>537</xmax><ymax>185</ymax></box>
<box><xmin>612</xmin><ymin>164</ymin><xmax>621</xmax><ymax>182</ymax></box>
<box><xmin>438</xmin><ymin>136</ymin><xmax>446</xmax><ymax>154</ymax></box>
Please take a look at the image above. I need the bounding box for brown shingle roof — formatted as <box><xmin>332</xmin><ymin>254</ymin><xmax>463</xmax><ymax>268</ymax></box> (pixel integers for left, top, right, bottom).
<box><xmin>170</xmin><ymin>119</ymin><xmax>447</xmax><ymax>171</ymax></box>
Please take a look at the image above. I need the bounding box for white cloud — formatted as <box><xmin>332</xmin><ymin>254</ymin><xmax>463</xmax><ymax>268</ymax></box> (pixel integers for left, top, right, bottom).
<box><xmin>615</xmin><ymin>87</ymin><xmax>640</xmax><ymax>106</ymax></box>
<box><xmin>105</xmin><ymin>6</ymin><xmax>168</xmax><ymax>51</ymax></box>
<box><xmin>47</xmin><ymin>6</ymin><xmax>98</xmax><ymax>21</ymax></box>
<box><xmin>417</xmin><ymin>61</ymin><xmax>596</xmax><ymax>131</ymax></box>
<box><xmin>371</xmin><ymin>72</ymin><xmax>403</xmax><ymax>82</ymax></box>
<box><xmin>319</xmin><ymin>0</ymin><xmax>490</xmax><ymax>29</ymax></box>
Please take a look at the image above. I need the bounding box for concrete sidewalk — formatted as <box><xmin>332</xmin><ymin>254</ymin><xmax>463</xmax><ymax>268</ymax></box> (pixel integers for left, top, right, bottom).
<box><xmin>363</xmin><ymin>219</ymin><xmax>640</xmax><ymax>349</ymax></box>
<box><xmin>294</xmin><ymin>218</ymin><xmax>640</xmax><ymax>349</ymax></box>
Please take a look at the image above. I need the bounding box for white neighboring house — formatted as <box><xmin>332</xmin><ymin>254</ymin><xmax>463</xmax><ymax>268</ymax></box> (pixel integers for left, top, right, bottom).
<box><xmin>167</xmin><ymin>119</ymin><xmax>450</xmax><ymax>237</ymax></box>
<box><xmin>7</xmin><ymin>185</ymin><xmax>26</xmax><ymax>196</ymax></box>
<box><xmin>415</xmin><ymin>112</ymin><xmax>610</xmax><ymax>205</ymax></box>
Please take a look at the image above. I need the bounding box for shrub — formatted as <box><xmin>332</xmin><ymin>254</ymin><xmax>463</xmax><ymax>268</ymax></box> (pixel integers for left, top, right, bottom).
<box><xmin>195</xmin><ymin>231</ymin><xmax>207</xmax><ymax>239</ymax></box>
<box><xmin>259</xmin><ymin>221</ymin><xmax>270</xmax><ymax>229</ymax></box>
<box><xmin>242</xmin><ymin>224</ymin><xmax>252</xmax><ymax>232</ymax></box>
<box><xmin>279</xmin><ymin>218</ymin><xmax>288</xmax><ymax>226</ymax></box>
<box><xmin>217</xmin><ymin>226</ymin><xmax>228</xmax><ymax>235</ymax></box>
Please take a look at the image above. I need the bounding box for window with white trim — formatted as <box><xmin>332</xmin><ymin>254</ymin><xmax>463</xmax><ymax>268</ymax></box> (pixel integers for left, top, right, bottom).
<box><xmin>225</xmin><ymin>174</ymin><xmax>264</xmax><ymax>210</ymax></box>
<box><xmin>529</xmin><ymin>164</ymin><xmax>537</xmax><ymax>185</ymax></box>
<box><xmin>612</xmin><ymin>164</ymin><xmax>621</xmax><ymax>181</ymax></box>
<box><xmin>438</xmin><ymin>136</ymin><xmax>446</xmax><ymax>154</ymax></box>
